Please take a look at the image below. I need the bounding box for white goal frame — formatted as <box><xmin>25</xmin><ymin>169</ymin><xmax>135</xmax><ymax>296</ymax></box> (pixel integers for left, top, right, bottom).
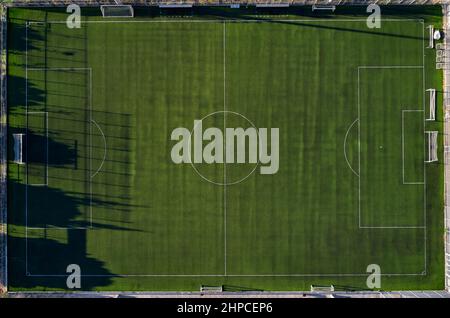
<box><xmin>427</xmin><ymin>25</ymin><xmax>434</xmax><ymax>49</ymax></box>
<box><xmin>425</xmin><ymin>131</ymin><xmax>438</xmax><ymax>163</ymax></box>
<box><xmin>426</xmin><ymin>88</ymin><xmax>436</xmax><ymax>121</ymax></box>
<box><xmin>311</xmin><ymin>285</ymin><xmax>335</xmax><ymax>292</ymax></box>
<box><xmin>312</xmin><ymin>4</ymin><xmax>336</xmax><ymax>12</ymax></box>
<box><xmin>200</xmin><ymin>285</ymin><xmax>223</xmax><ymax>292</ymax></box>
<box><xmin>100</xmin><ymin>5</ymin><xmax>134</xmax><ymax>18</ymax></box>
<box><xmin>13</xmin><ymin>133</ymin><xmax>24</xmax><ymax>165</ymax></box>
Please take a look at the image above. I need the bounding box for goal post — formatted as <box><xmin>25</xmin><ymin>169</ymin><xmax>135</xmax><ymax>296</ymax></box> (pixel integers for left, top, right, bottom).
<box><xmin>12</xmin><ymin>133</ymin><xmax>24</xmax><ymax>165</ymax></box>
<box><xmin>200</xmin><ymin>285</ymin><xmax>223</xmax><ymax>292</ymax></box>
<box><xmin>425</xmin><ymin>131</ymin><xmax>438</xmax><ymax>163</ymax></box>
<box><xmin>100</xmin><ymin>5</ymin><xmax>134</xmax><ymax>18</ymax></box>
<box><xmin>426</xmin><ymin>89</ymin><xmax>436</xmax><ymax>121</ymax></box>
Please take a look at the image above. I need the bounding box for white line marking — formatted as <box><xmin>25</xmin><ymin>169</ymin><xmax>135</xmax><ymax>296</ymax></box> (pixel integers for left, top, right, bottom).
<box><xmin>28</xmin><ymin>18</ymin><xmax>425</xmax><ymax>24</ymax></box>
<box><xmin>343</xmin><ymin>118</ymin><xmax>359</xmax><ymax>177</ymax></box>
<box><xmin>23</xmin><ymin>19</ymin><xmax>430</xmax><ymax>278</ymax></box>
<box><xmin>25</xmin><ymin>21</ymin><xmax>28</xmax><ymax>275</ymax></box>
<box><xmin>90</xmin><ymin>68</ymin><xmax>93</xmax><ymax>228</ymax></box>
<box><xmin>28</xmin><ymin>226</ymin><xmax>89</xmax><ymax>230</ymax></box>
<box><xmin>90</xmin><ymin>119</ymin><xmax>107</xmax><ymax>179</ymax></box>
<box><xmin>223</xmin><ymin>21</ymin><xmax>227</xmax><ymax>277</ymax></box>
<box><xmin>27</xmin><ymin>272</ymin><xmax>426</xmax><ymax>277</ymax></box>
<box><xmin>358</xmin><ymin>66</ymin><xmax>361</xmax><ymax>229</ymax></box>
<box><xmin>422</xmin><ymin>22</ymin><xmax>427</xmax><ymax>274</ymax></box>
<box><xmin>187</xmin><ymin>111</ymin><xmax>259</xmax><ymax>185</ymax></box>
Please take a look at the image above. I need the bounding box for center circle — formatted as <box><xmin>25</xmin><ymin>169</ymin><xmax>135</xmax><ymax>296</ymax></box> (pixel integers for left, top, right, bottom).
<box><xmin>188</xmin><ymin>111</ymin><xmax>259</xmax><ymax>186</ymax></box>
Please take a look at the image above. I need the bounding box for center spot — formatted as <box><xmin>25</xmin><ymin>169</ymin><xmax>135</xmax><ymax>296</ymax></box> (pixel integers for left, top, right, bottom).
<box><xmin>189</xmin><ymin>111</ymin><xmax>259</xmax><ymax>186</ymax></box>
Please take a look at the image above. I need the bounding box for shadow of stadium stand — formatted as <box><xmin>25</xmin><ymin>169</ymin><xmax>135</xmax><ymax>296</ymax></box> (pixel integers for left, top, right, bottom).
<box><xmin>7</xmin><ymin>180</ymin><xmax>146</xmax><ymax>290</ymax></box>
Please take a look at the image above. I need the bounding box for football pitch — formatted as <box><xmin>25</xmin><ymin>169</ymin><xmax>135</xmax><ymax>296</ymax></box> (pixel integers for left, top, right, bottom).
<box><xmin>6</xmin><ymin>6</ymin><xmax>445</xmax><ymax>291</ymax></box>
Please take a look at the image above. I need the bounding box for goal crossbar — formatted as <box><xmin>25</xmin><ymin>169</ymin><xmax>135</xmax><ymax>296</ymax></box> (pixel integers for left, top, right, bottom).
<box><xmin>427</xmin><ymin>88</ymin><xmax>436</xmax><ymax>121</ymax></box>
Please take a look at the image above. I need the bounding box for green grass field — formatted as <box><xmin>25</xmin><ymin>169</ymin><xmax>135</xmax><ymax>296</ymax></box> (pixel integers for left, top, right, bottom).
<box><xmin>6</xmin><ymin>6</ymin><xmax>445</xmax><ymax>291</ymax></box>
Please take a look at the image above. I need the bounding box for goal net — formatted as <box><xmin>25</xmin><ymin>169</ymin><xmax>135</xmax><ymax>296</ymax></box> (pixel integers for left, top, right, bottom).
<box><xmin>200</xmin><ymin>285</ymin><xmax>223</xmax><ymax>292</ymax></box>
<box><xmin>13</xmin><ymin>133</ymin><xmax>24</xmax><ymax>165</ymax></box>
<box><xmin>427</xmin><ymin>89</ymin><xmax>436</xmax><ymax>121</ymax></box>
<box><xmin>100</xmin><ymin>5</ymin><xmax>134</xmax><ymax>18</ymax></box>
<box><xmin>425</xmin><ymin>131</ymin><xmax>438</xmax><ymax>163</ymax></box>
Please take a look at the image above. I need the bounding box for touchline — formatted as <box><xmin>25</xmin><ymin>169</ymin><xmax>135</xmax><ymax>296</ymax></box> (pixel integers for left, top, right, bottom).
<box><xmin>171</xmin><ymin>120</ymin><xmax>279</xmax><ymax>175</ymax></box>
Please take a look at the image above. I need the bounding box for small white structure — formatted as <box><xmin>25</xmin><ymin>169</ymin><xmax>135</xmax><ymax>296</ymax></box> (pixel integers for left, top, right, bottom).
<box><xmin>428</xmin><ymin>25</ymin><xmax>435</xmax><ymax>48</ymax></box>
<box><xmin>13</xmin><ymin>133</ymin><xmax>24</xmax><ymax>165</ymax></box>
<box><xmin>434</xmin><ymin>30</ymin><xmax>442</xmax><ymax>41</ymax></box>
<box><xmin>426</xmin><ymin>88</ymin><xmax>436</xmax><ymax>121</ymax></box>
<box><xmin>311</xmin><ymin>285</ymin><xmax>335</xmax><ymax>292</ymax></box>
<box><xmin>425</xmin><ymin>131</ymin><xmax>438</xmax><ymax>163</ymax></box>
<box><xmin>312</xmin><ymin>4</ymin><xmax>336</xmax><ymax>12</ymax></box>
<box><xmin>200</xmin><ymin>285</ymin><xmax>223</xmax><ymax>292</ymax></box>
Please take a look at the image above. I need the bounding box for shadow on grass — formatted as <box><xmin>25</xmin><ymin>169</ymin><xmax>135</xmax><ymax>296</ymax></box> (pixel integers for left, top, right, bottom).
<box><xmin>8</xmin><ymin>235</ymin><xmax>115</xmax><ymax>291</ymax></box>
<box><xmin>7</xmin><ymin>74</ymin><xmax>45</xmax><ymax>112</ymax></box>
<box><xmin>9</xmin><ymin>179</ymin><xmax>140</xmax><ymax>230</ymax></box>
<box><xmin>8</xmin><ymin>124</ymin><xmax>77</xmax><ymax>167</ymax></box>
<box><xmin>7</xmin><ymin>18</ymin><xmax>44</xmax><ymax>54</ymax></box>
<box><xmin>7</xmin><ymin>178</ymin><xmax>144</xmax><ymax>290</ymax></box>
<box><xmin>222</xmin><ymin>285</ymin><xmax>264</xmax><ymax>292</ymax></box>
<box><xmin>206</xmin><ymin>9</ymin><xmax>425</xmax><ymax>42</ymax></box>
